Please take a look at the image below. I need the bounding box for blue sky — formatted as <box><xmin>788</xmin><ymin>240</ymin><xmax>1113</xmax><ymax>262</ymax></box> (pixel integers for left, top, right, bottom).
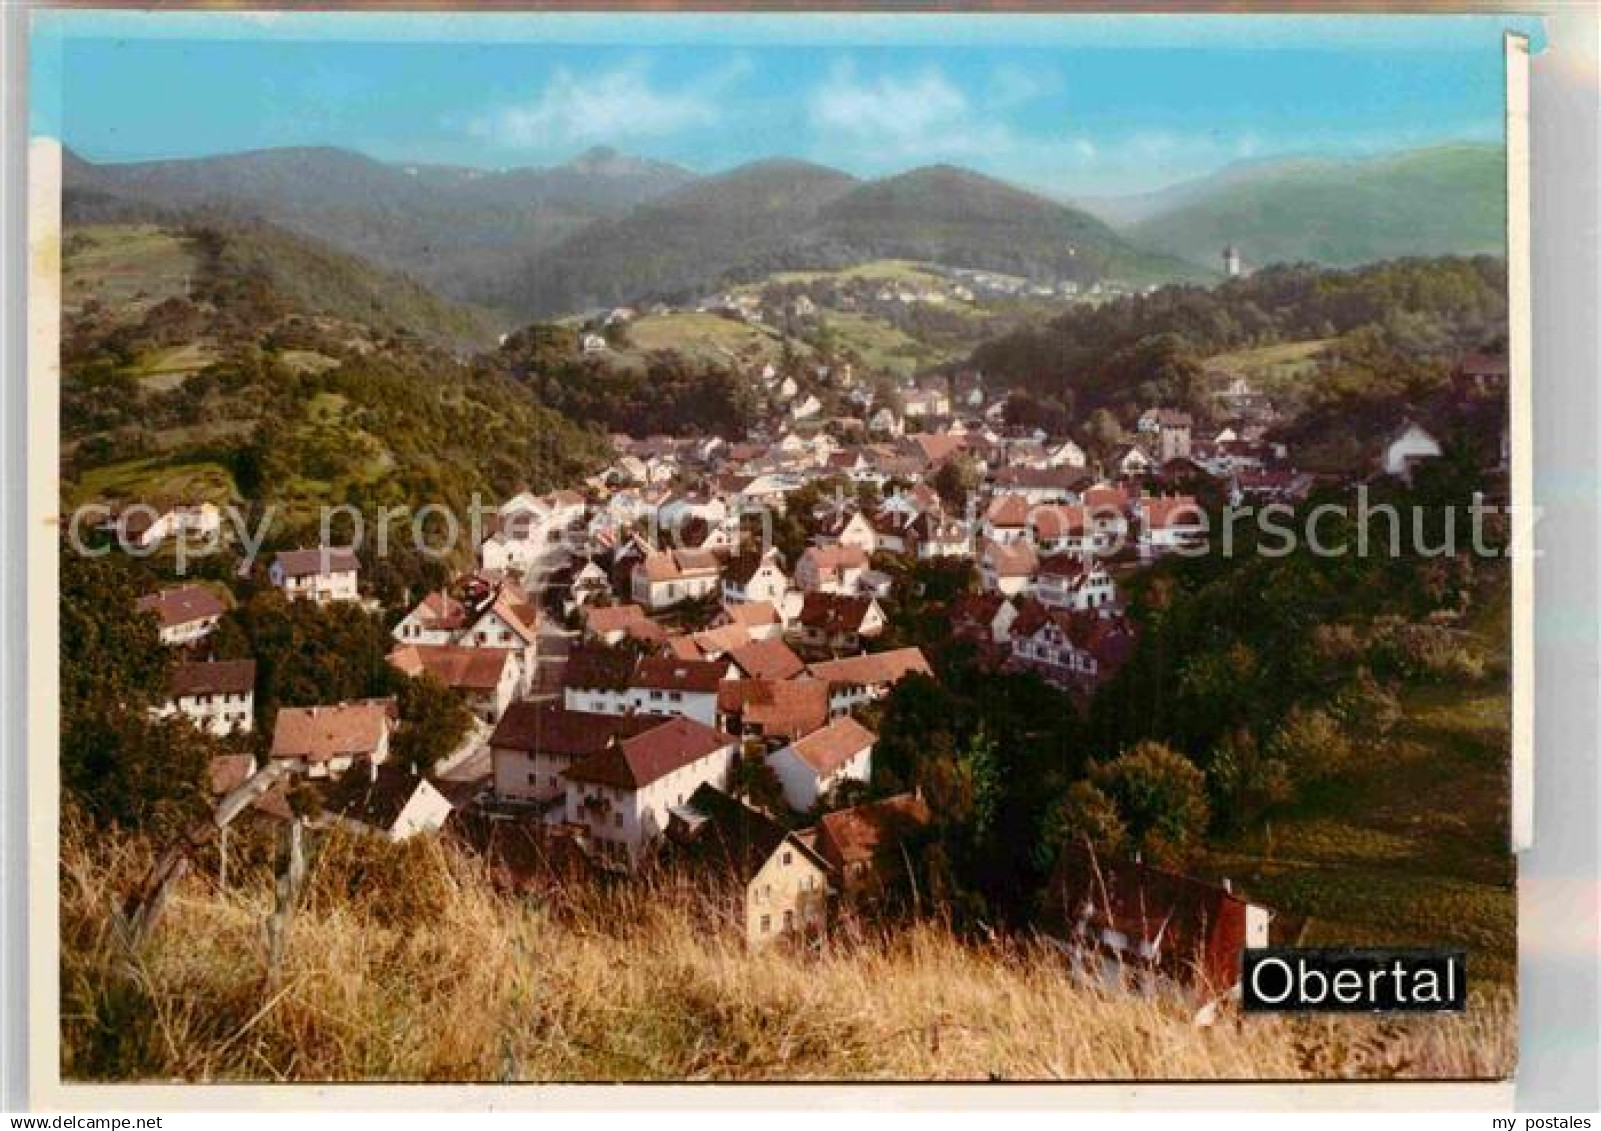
<box><xmin>31</xmin><ymin>12</ymin><xmax>1537</xmax><ymax>196</ymax></box>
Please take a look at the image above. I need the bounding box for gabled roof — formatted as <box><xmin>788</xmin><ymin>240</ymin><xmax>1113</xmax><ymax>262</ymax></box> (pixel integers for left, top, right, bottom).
<box><xmin>798</xmin><ymin>544</ymin><xmax>869</xmax><ymax>573</ymax></box>
<box><xmin>324</xmin><ymin>764</ymin><xmax>451</xmax><ymax>832</ymax></box>
<box><xmin>718</xmin><ymin>678</ymin><xmax>831</xmax><ymax>739</ymax></box>
<box><xmin>633</xmin><ymin>656</ymin><xmax>729</xmax><ymax>694</ymax></box>
<box><xmin>984</xmin><ymin>494</ymin><xmax>1031</xmax><ymax>527</ymax></box>
<box><xmin>806</xmin><ymin>647</ymin><xmax>932</xmax><ymax>688</ymax></box>
<box><xmin>1139</xmin><ymin>495</ymin><xmax>1205</xmax><ymax>531</ymax></box>
<box><xmin>788</xmin><ymin>715</ymin><xmax>877</xmax><ymax>775</ymax></box>
<box><xmin>796</xmin><ymin>592</ymin><xmax>879</xmax><ymax>633</ymax></box>
<box><xmin>727</xmin><ymin>638</ymin><xmax>806</xmax><ymax>681</ymax></box>
<box><xmin>724</xmin><ymin>550</ymin><xmax>786</xmax><ymax>588</ymax></box>
<box><xmin>721</xmin><ymin>600</ymin><xmax>780</xmax><ymax>629</ymax></box>
<box><xmin>1030</xmin><ymin>504</ymin><xmax>1088</xmax><ymax>540</ymax></box>
<box><xmin>489</xmin><ymin>701</ymin><xmax>657</xmax><ymax>756</ymax></box>
<box><xmin>817</xmin><ymin>793</ymin><xmax>933</xmax><ymax>867</ymax></box>
<box><xmin>671</xmin><ymin>784</ymin><xmax>831</xmax><ymax>882</ymax></box>
<box><xmin>689</xmin><ymin>623</ymin><xmax>751</xmax><ymax>659</ymax></box>
<box><xmin>137</xmin><ymin>584</ymin><xmax>227</xmax><ymax>629</ymax></box>
<box><xmin>274</xmin><ymin>547</ymin><xmax>360</xmax><ymax>578</ymax></box>
<box><xmin>584</xmin><ymin>603</ymin><xmax>649</xmax><ymax>635</ymax></box>
<box><xmin>564</xmin><ymin>716</ymin><xmax>735</xmax><ymax>791</ymax></box>
<box><xmin>565</xmin><ymin>644</ymin><xmax>638</xmax><ymax>691</ymax></box>
<box><xmin>982</xmin><ymin>538</ymin><xmax>1039</xmax><ymax>579</ymax></box>
<box><xmin>388</xmin><ymin>644</ymin><xmax>515</xmax><ymax>691</ymax></box>
<box><xmin>171</xmin><ymin>658</ymin><xmax>256</xmax><ymax>699</ymax></box>
<box><xmin>270</xmin><ymin>699</ymin><xmax>396</xmax><ymax>762</ymax></box>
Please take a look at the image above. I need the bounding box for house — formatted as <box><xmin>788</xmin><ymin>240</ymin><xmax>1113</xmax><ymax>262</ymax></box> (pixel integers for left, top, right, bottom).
<box><xmin>727</xmin><ymin>638</ymin><xmax>807</xmax><ymax>681</ymax></box>
<box><xmin>793</xmin><ymin>544</ymin><xmax>870</xmax><ymax>595</ymax></box>
<box><xmin>902</xmin><ymin>387</ymin><xmax>951</xmax><ymax>419</ymax></box>
<box><xmin>766</xmin><ymin>715</ymin><xmax>876</xmax><ymax>813</ymax></box>
<box><xmin>631</xmin><ymin>549</ymin><xmax>722</xmax><ymax>610</ymax></box>
<box><xmin>582</xmin><ymin>603</ymin><xmax>658</xmax><ymax>646</ymax></box>
<box><xmin>1041</xmin><ymin>843</ymin><xmax>1271</xmax><ymax>1003</ymax></box>
<box><xmin>791</xmin><ymin>393</ymin><xmax>823</xmax><ymax>421</ymax></box>
<box><xmin>629</xmin><ymin>657</ymin><xmax>731</xmax><ymax>726</ymax></box>
<box><xmin>1007</xmin><ymin>604</ymin><xmax>1135</xmax><ymax>692</ymax></box>
<box><xmin>868</xmin><ymin>407</ymin><xmax>904</xmax><ymax>437</ymax></box>
<box><xmin>1381</xmin><ymin>420</ymin><xmax>1444</xmax><ymax>481</ymax></box>
<box><xmin>666</xmin><ymin>784</ymin><xmax>832</xmax><ymax>946</ymax></box>
<box><xmin>388</xmin><ymin>644</ymin><xmax>520</xmax><ymax>725</ymax></box>
<box><xmin>1045</xmin><ymin>438</ymin><xmax>1088</xmax><ymax>470</ymax></box>
<box><xmin>1113</xmin><ymin>444</ymin><xmax>1154</xmax><ymax>477</ymax></box>
<box><xmin>717</xmin><ymin>677</ymin><xmax>832</xmax><ymax>743</ymax></box>
<box><xmin>394</xmin><ymin>577</ymin><xmax>541</xmax><ymax>696</ymax></box>
<box><xmin>112</xmin><ymin>501</ymin><xmax>222</xmax><ymax>550</ymax></box>
<box><xmin>324</xmin><ymin>763</ymin><xmax>456</xmax><ymax>842</ymax></box>
<box><xmin>722</xmin><ymin>548</ymin><xmax>790</xmax><ymax>606</ymax></box>
<box><xmin>950</xmin><ymin>592</ymin><xmax>1018</xmax><ymax>648</ymax></box>
<box><xmin>489</xmin><ymin>701</ymin><xmax>657</xmax><ymax>808</ymax></box>
<box><xmin>1228</xmin><ymin>469</ymin><xmax>1315</xmax><ymax>507</ymax></box>
<box><xmin>270</xmin><ymin>547</ymin><xmax>361</xmax><ymax>604</ymax></box>
<box><xmin>568</xmin><ymin>559</ymin><xmax>614</xmax><ymax>608</ymax></box>
<box><xmin>815</xmin><ymin>793</ymin><xmax>933</xmax><ymax>899</ymax></box>
<box><xmin>981</xmin><ymin>495</ymin><xmax>1031</xmax><ymax>544</ymax></box>
<box><xmin>716</xmin><ymin>600</ymin><xmax>785</xmax><ymax>643</ymax></box>
<box><xmin>137</xmin><ymin>584</ymin><xmax>227</xmax><ymax>646</ymax></box>
<box><xmin>1137</xmin><ymin>495</ymin><xmax>1208</xmax><ymax>558</ymax></box>
<box><xmin>979</xmin><ymin>538</ymin><xmax>1038</xmax><ymax>597</ymax></box>
<box><xmin>806</xmin><ymin>647</ymin><xmax>932</xmax><ymax>715</ymax></box>
<box><xmin>1138</xmin><ymin>409</ymin><xmax>1194</xmax><ymax>463</ymax></box>
<box><xmin>155</xmin><ymin>658</ymin><xmax>256</xmax><ymax>736</ymax></box>
<box><xmin>815</xmin><ymin>510</ymin><xmax>878</xmax><ymax>555</ymax></box>
<box><xmin>581</xmin><ymin>332</ymin><xmax>609</xmax><ymax>355</ymax></box>
<box><xmin>791</xmin><ymin>592</ymin><xmax>886</xmax><ymax>653</ymax></box>
<box><xmin>562</xmin><ymin>716</ymin><xmax>740</xmax><ymax>867</ymax></box>
<box><xmin>269</xmin><ymin>698</ymin><xmax>397</xmax><ymax>780</ymax></box>
<box><xmin>906</xmin><ymin>511</ymin><xmax>972</xmax><ymax>560</ymax></box>
<box><xmin>1035</xmin><ymin>556</ymin><xmax>1117</xmax><ymax>613</ymax></box>
<box><xmin>990</xmin><ymin>466</ymin><xmax>1085</xmax><ymax>505</ymax></box>
<box><xmin>391</xmin><ymin>590</ymin><xmax>469</xmax><ymax>646</ymax></box>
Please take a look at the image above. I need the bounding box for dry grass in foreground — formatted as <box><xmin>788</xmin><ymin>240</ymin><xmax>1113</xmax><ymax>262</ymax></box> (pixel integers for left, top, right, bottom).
<box><xmin>60</xmin><ymin>823</ymin><xmax>1515</xmax><ymax>1083</ymax></box>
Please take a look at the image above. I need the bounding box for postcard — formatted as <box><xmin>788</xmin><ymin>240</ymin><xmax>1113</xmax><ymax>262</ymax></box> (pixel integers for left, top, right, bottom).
<box><xmin>26</xmin><ymin>9</ymin><xmax>1535</xmax><ymax>1096</ymax></box>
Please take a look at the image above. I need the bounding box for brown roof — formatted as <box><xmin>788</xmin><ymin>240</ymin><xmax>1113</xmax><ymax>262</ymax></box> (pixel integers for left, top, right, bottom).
<box><xmin>137</xmin><ymin>584</ymin><xmax>227</xmax><ymax>629</ymax></box>
<box><xmin>690</xmin><ymin>623</ymin><xmax>752</xmax><ymax>659</ymax></box>
<box><xmin>718</xmin><ymin>678</ymin><xmax>831</xmax><ymax>740</ymax></box>
<box><xmin>565</xmin><ymin>645</ymin><xmax>638</xmax><ymax>691</ymax></box>
<box><xmin>324</xmin><ymin>764</ymin><xmax>448</xmax><ymax>831</ymax></box>
<box><xmin>388</xmin><ymin>644</ymin><xmax>514</xmax><ymax>691</ymax></box>
<box><xmin>584</xmin><ymin>603</ymin><xmax>648</xmax><ymax>635</ymax></box>
<box><xmin>270</xmin><ymin>698</ymin><xmax>395</xmax><ymax>763</ymax></box>
<box><xmin>727</xmin><ymin>638</ymin><xmax>806</xmax><ymax>681</ymax></box>
<box><xmin>807</xmin><ymin>647</ymin><xmax>932</xmax><ymax>688</ymax></box>
<box><xmin>640</xmin><ymin>549</ymin><xmax>720</xmax><ymax>582</ymax></box>
<box><xmin>982</xmin><ymin>538</ymin><xmax>1039</xmax><ymax>579</ymax></box>
<box><xmin>413</xmin><ymin>590</ymin><xmax>469</xmax><ymax>631</ymax></box>
<box><xmin>633</xmin><ymin>656</ymin><xmax>729</xmax><ymax>694</ymax></box>
<box><xmin>789</xmin><ymin>715</ymin><xmax>876</xmax><ymax>775</ymax></box>
<box><xmin>564</xmin><ymin>716</ymin><xmax>735</xmax><ymax>790</ymax></box>
<box><xmin>1139</xmin><ymin>495</ymin><xmax>1205</xmax><ymax>531</ymax></box>
<box><xmin>170</xmin><ymin>658</ymin><xmax>256</xmax><ymax>699</ymax></box>
<box><xmin>1031</xmin><ymin>504</ymin><xmax>1088</xmax><ymax>539</ymax></box>
<box><xmin>984</xmin><ymin>494</ymin><xmax>1031</xmax><ymax>527</ymax></box>
<box><xmin>489</xmin><ymin>701</ymin><xmax>657</xmax><ymax>756</ymax></box>
<box><xmin>722</xmin><ymin>601</ymin><xmax>779</xmax><ymax>628</ymax></box>
<box><xmin>817</xmin><ymin>793</ymin><xmax>933</xmax><ymax>867</ymax></box>
<box><xmin>796</xmin><ymin>592</ymin><xmax>878</xmax><ymax>633</ymax></box>
<box><xmin>274</xmin><ymin>546</ymin><xmax>360</xmax><ymax>578</ymax></box>
<box><xmin>799</xmin><ymin>544</ymin><xmax>868</xmax><ymax>574</ymax></box>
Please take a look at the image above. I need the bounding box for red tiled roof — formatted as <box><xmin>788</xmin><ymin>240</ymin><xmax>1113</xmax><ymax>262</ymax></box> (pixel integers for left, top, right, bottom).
<box><xmin>796</xmin><ymin>592</ymin><xmax>878</xmax><ymax>633</ymax></box>
<box><xmin>985</xmin><ymin>494</ymin><xmax>1030</xmax><ymax>527</ymax></box>
<box><xmin>718</xmin><ymin>678</ymin><xmax>831</xmax><ymax>739</ymax></box>
<box><xmin>633</xmin><ymin>656</ymin><xmax>729</xmax><ymax>694</ymax></box>
<box><xmin>171</xmin><ymin>658</ymin><xmax>255</xmax><ymax>698</ymax></box>
<box><xmin>727</xmin><ymin>638</ymin><xmax>806</xmax><ymax>681</ymax></box>
<box><xmin>388</xmin><ymin>644</ymin><xmax>514</xmax><ymax>691</ymax></box>
<box><xmin>1140</xmin><ymin>495</ymin><xmax>1206</xmax><ymax>531</ymax></box>
<box><xmin>489</xmin><ymin>701</ymin><xmax>657</xmax><ymax>756</ymax></box>
<box><xmin>789</xmin><ymin>715</ymin><xmax>876</xmax><ymax>775</ymax></box>
<box><xmin>137</xmin><ymin>584</ymin><xmax>227</xmax><ymax>629</ymax></box>
<box><xmin>564</xmin><ymin>716</ymin><xmax>734</xmax><ymax>790</ymax></box>
<box><xmin>806</xmin><ymin>647</ymin><xmax>932</xmax><ymax>688</ymax></box>
<box><xmin>817</xmin><ymin>793</ymin><xmax>932</xmax><ymax>867</ymax></box>
<box><xmin>274</xmin><ymin>546</ymin><xmax>360</xmax><ymax>578</ymax></box>
<box><xmin>270</xmin><ymin>699</ymin><xmax>395</xmax><ymax>763</ymax></box>
<box><xmin>584</xmin><ymin>603</ymin><xmax>648</xmax><ymax>634</ymax></box>
<box><xmin>1031</xmin><ymin>504</ymin><xmax>1088</xmax><ymax>539</ymax></box>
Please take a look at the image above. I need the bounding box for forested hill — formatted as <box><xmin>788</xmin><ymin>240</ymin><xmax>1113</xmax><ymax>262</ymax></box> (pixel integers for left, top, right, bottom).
<box><xmin>60</xmin><ymin>220</ymin><xmax>608</xmax><ymax>553</ymax></box>
<box><xmin>969</xmin><ymin>256</ymin><xmax>1508</xmax><ymax>426</ymax></box>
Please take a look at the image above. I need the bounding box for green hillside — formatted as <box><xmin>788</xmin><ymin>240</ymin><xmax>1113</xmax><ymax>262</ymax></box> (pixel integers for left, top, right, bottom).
<box><xmin>61</xmin><ymin>221</ymin><xmax>606</xmax><ymax>535</ymax></box>
<box><xmin>1127</xmin><ymin>145</ymin><xmax>1506</xmax><ymax>271</ymax></box>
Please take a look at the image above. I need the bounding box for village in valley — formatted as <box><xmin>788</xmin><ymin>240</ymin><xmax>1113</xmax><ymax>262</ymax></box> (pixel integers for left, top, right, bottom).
<box><xmin>107</xmin><ymin>302</ymin><xmax>1506</xmax><ymax>1012</ymax></box>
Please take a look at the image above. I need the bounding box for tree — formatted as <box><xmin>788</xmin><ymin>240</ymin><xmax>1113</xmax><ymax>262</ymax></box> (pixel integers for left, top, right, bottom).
<box><xmin>1036</xmin><ymin>779</ymin><xmax>1128</xmax><ymax>868</ymax></box>
<box><xmin>1093</xmin><ymin>741</ymin><xmax>1210</xmax><ymax>867</ymax></box>
<box><xmin>931</xmin><ymin>455</ymin><xmax>980</xmax><ymax>511</ymax></box>
<box><xmin>731</xmin><ymin>744</ymin><xmax>787</xmax><ymax>816</ymax></box>
<box><xmin>1209</xmin><ymin>728</ymin><xmax>1292</xmax><ymax>831</ymax></box>
<box><xmin>391</xmin><ymin>673</ymin><xmax>474</xmax><ymax>773</ymax></box>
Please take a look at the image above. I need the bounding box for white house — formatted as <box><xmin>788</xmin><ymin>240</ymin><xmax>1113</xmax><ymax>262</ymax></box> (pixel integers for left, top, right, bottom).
<box><xmin>793</xmin><ymin>544</ymin><xmax>869</xmax><ymax>595</ymax></box>
<box><xmin>137</xmin><ymin>584</ymin><xmax>228</xmax><ymax>646</ymax></box>
<box><xmin>114</xmin><ymin>502</ymin><xmax>222</xmax><ymax>550</ymax></box>
<box><xmin>489</xmin><ymin>701</ymin><xmax>657</xmax><ymax>808</ymax></box>
<box><xmin>722</xmin><ymin>548</ymin><xmax>790</xmax><ymax>606</ymax></box>
<box><xmin>1035</xmin><ymin>556</ymin><xmax>1117</xmax><ymax>612</ymax></box>
<box><xmin>1137</xmin><ymin>496</ymin><xmax>1208</xmax><ymax>558</ymax></box>
<box><xmin>325</xmin><ymin>764</ymin><xmax>455</xmax><ymax>842</ymax></box>
<box><xmin>1045</xmin><ymin>439</ymin><xmax>1088</xmax><ymax>470</ymax></box>
<box><xmin>563</xmin><ymin>716</ymin><xmax>740</xmax><ymax>868</ymax></box>
<box><xmin>269</xmin><ymin>698</ymin><xmax>396</xmax><ymax>780</ymax></box>
<box><xmin>270</xmin><ymin>547</ymin><xmax>361</xmax><ymax>605</ymax></box>
<box><xmin>806</xmin><ymin>647</ymin><xmax>933</xmax><ymax>715</ymax></box>
<box><xmin>388</xmin><ymin>644</ymin><xmax>521</xmax><ymax>725</ymax></box>
<box><xmin>815</xmin><ymin>510</ymin><xmax>879</xmax><ymax>555</ymax></box>
<box><xmin>154</xmin><ymin>658</ymin><xmax>256</xmax><ymax>737</ymax></box>
<box><xmin>1381</xmin><ymin>420</ymin><xmax>1444</xmax><ymax>481</ymax></box>
<box><xmin>766</xmin><ymin>715</ymin><xmax>876</xmax><ymax>813</ymax></box>
<box><xmin>631</xmin><ymin>548</ymin><xmax>722</xmax><ymax>610</ymax></box>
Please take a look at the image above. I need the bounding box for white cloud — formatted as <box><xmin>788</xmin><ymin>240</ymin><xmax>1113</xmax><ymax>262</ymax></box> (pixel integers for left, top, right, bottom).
<box><xmin>809</xmin><ymin>63</ymin><xmax>1015</xmax><ymax>161</ymax></box>
<box><xmin>472</xmin><ymin>61</ymin><xmax>747</xmax><ymax>147</ymax></box>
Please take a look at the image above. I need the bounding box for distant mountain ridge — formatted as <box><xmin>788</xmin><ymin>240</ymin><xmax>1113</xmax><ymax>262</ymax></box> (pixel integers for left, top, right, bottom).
<box><xmin>66</xmin><ymin>146</ymin><xmax>699</xmax><ymax>311</ymax></box>
<box><xmin>1113</xmin><ymin>144</ymin><xmax>1506</xmax><ymax>271</ymax></box>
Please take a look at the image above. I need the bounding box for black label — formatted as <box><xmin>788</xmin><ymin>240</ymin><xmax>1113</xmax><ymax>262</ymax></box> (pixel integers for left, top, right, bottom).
<box><xmin>1241</xmin><ymin>948</ymin><xmax>1467</xmax><ymax>1012</ymax></box>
